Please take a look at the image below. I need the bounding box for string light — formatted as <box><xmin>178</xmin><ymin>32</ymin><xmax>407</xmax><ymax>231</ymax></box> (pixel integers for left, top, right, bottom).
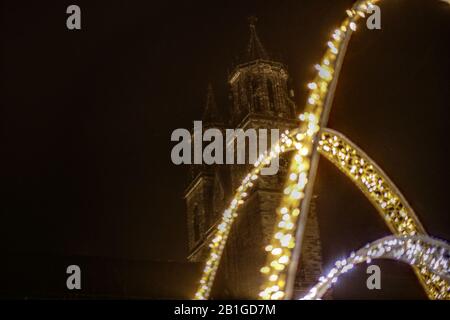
<box><xmin>193</xmin><ymin>132</ymin><xmax>295</xmax><ymax>299</ymax></box>
<box><xmin>318</xmin><ymin>129</ymin><xmax>423</xmax><ymax>236</ymax></box>
<box><xmin>300</xmin><ymin>235</ymin><xmax>450</xmax><ymax>300</ymax></box>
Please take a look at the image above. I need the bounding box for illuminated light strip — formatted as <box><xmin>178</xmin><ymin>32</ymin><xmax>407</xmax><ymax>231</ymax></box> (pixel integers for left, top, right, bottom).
<box><xmin>259</xmin><ymin>0</ymin><xmax>383</xmax><ymax>300</ymax></box>
<box><xmin>258</xmin><ymin>129</ymin><xmax>314</xmax><ymax>300</ymax></box>
<box><xmin>300</xmin><ymin>235</ymin><xmax>450</xmax><ymax>300</ymax></box>
<box><xmin>317</xmin><ymin>128</ymin><xmax>449</xmax><ymax>299</ymax></box>
<box><xmin>193</xmin><ymin>131</ymin><xmax>297</xmax><ymax>299</ymax></box>
<box><xmin>318</xmin><ymin>128</ymin><xmax>425</xmax><ymax>236</ymax></box>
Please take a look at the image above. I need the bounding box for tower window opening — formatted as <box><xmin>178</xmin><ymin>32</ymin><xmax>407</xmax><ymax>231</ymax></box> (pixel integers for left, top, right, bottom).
<box><xmin>252</xmin><ymin>78</ymin><xmax>260</xmax><ymax>112</ymax></box>
<box><xmin>193</xmin><ymin>205</ymin><xmax>200</xmax><ymax>242</ymax></box>
<box><xmin>267</xmin><ymin>79</ymin><xmax>275</xmax><ymax>111</ymax></box>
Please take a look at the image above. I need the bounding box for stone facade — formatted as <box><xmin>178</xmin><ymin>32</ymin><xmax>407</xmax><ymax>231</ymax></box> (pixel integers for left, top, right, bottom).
<box><xmin>185</xmin><ymin>20</ymin><xmax>324</xmax><ymax>299</ymax></box>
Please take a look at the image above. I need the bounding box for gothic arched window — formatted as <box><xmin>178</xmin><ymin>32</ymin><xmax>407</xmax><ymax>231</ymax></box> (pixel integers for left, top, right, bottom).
<box><xmin>267</xmin><ymin>79</ymin><xmax>275</xmax><ymax>111</ymax></box>
<box><xmin>234</xmin><ymin>82</ymin><xmax>241</xmax><ymax>112</ymax></box>
<box><xmin>193</xmin><ymin>205</ymin><xmax>200</xmax><ymax>242</ymax></box>
<box><xmin>246</xmin><ymin>80</ymin><xmax>253</xmax><ymax>111</ymax></box>
<box><xmin>251</xmin><ymin>78</ymin><xmax>260</xmax><ymax>112</ymax></box>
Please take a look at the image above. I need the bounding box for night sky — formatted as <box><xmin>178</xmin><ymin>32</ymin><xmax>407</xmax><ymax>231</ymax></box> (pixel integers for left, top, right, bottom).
<box><xmin>2</xmin><ymin>0</ymin><xmax>450</xmax><ymax>298</ymax></box>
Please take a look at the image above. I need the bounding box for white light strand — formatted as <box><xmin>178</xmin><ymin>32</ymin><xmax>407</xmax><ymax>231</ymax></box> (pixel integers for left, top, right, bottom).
<box><xmin>300</xmin><ymin>235</ymin><xmax>450</xmax><ymax>300</ymax></box>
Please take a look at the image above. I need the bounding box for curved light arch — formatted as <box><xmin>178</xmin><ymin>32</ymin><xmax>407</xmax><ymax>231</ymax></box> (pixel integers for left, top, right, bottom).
<box><xmin>318</xmin><ymin>128</ymin><xmax>425</xmax><ymax>236</ymax></box>
<box><xmin>317</xmin><ymin>128</ymin><xmax>450</xmax><ymax>299</ymax></box>
<box><xmin>300</xmin><ymin>235</ymin><xmax>450</xmax><ymax>300</ymax></box>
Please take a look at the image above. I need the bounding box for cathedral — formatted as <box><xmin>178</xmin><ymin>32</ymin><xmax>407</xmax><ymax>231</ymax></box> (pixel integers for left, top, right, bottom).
<box><xmin>184</xmin><ymin>19</ymin><xmax>324</xmax><ymax>299</ymax></box>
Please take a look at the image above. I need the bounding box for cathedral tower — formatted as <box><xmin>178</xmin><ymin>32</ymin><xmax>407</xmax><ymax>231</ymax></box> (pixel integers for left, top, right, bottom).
<box><xmin>229</xmin><ymin>17</ymin><xmax>296</xmax><ymax>125</ymax></box>
<box><xmin>185</xmin><ymin>18</ymin><xmax>324</xmax><ymax>298</ymax></box>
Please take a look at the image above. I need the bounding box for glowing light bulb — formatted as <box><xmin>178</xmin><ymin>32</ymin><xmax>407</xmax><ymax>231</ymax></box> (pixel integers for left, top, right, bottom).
<box><xmin>307</xmin><ymin>82</ymin><xmax>317</xmax><ymax>90</ymax></box>
<box><xmin>260</xmin><ymin>266</ymin><xmax>270</xmax><ymax>274</ymax></box>
<box><xmin>271</xmin><ymin>248</ymin><xmax>282</xmax><ymax>255</ymax></box>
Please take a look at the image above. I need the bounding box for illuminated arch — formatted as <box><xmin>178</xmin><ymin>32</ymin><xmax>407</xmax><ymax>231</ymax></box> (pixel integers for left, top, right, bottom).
<box><xmin>316</xmin><ymin>128</ymin><xmax>449</xmax><ymax>299</ymax></box>
<box><xmin>300</xmin><ymin>235</ymin><xmax>450</xmax><ymax>300</ymax></box>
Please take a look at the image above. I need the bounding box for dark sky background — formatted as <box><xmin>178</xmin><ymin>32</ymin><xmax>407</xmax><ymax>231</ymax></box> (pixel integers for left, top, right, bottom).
<box><xmin>2</xmin><ymin>0</ymin><xmax>450</xmax><ymax>298</ymax></box>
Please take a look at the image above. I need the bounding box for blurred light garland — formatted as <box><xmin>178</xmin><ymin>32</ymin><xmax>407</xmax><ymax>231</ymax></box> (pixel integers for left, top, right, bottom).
<box><xmin>318</xmin><ymin>129</ymin><xmax>425</xmax><ymax>236</ymax></box>
<box><xmin>194</xmin><ymin>131</ymin><xmax>296</xmax><ymax>299</ymax></box>
<box><xmin>300</xmin><ymin>235</ymin><xmax>450</xmax><ymax>300</ymax></box>
<box><xmin>258</xmin><ymin>0</ymin><xmax>382</xmax><ymax>300</ymax></box>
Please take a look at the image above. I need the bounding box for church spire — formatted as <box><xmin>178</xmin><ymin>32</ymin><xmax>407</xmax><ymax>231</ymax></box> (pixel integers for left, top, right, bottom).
<box><xmin>245</xmin><ymin>16</ymin><xmax>269</xmax><ymax>62</ymax></box>
<box><xmin>202</xmin><ymin>83</ymin><xmax>221</xmax><ymax>124</ymax></box>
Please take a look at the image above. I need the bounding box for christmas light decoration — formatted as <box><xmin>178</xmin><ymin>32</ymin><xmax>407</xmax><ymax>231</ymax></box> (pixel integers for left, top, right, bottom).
<box><xmin>300</xmin><ymin>235</ymin><xmax>450</xmax><ymax>300</ymax></box>
<box><xmin>318</xmin><ymin>128</ymin><xmax>425</xmax><ymax>236</ymax></box>
<box><xmin>193</xmin><ymin>0</ymin><xmax>450</xmax><ymax>300</ymax></box>
<box><xmin>194</xmin><ymin>126</ymin><xmax>450</xmax><ymax>300</ymax></box>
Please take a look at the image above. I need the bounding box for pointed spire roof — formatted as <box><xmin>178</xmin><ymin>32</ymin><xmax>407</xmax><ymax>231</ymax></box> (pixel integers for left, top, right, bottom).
<box><xmin>244</xmin><ymin>16</ymin><xmax>269</xmax><ymax>62</ymax></box>
<box><xmin>202</xmin><ymin>83</ymin><xmax>222</xmax><ymax>124</ymax></box>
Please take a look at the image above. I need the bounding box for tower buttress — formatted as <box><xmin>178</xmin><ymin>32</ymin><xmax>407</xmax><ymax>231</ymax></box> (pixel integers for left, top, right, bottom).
<box><xmin>185</xmin><ymin>85</ymin><xmax>222</xmax><ymax>261</ymax></box>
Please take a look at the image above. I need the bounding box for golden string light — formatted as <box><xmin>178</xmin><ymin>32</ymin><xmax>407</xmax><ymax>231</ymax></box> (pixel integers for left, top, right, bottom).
<box><xmin>300</xmin><ymin>235</ymin><xmax>450</xmax><ymax>300</ymax></box>
<box><xmin>318</xmin><ymin>129</ymin><xmax>425</xmax><ymax>236</ymax></box>
<box><xmin>258</xmin><ymin>0</ymin><xmax>381</xmax><ymax>300</ymax></box>
<box><xmin>194</xmin><ymin>131</ymin><xmax>296</xmax><ymax>299</ymax></box>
